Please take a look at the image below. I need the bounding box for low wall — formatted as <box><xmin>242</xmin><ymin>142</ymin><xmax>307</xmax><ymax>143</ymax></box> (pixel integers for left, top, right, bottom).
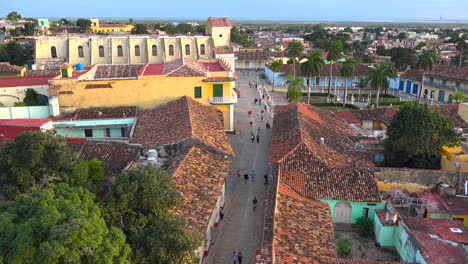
<box><xmin>0</xmin><ymin>106</ymin><xmax>50</xmax><ymax>119</ymax></box>
<box><xmin>375</xmin><ymin>167</ymin><xmax>468</xmax><ymax>188</ymax></box>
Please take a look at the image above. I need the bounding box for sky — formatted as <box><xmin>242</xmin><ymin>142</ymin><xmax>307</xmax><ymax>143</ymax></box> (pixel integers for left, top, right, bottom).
<box><xmin>1</xmin><ymin>0</ymin><xmax>468</xmax><ymax>21</ymax></box>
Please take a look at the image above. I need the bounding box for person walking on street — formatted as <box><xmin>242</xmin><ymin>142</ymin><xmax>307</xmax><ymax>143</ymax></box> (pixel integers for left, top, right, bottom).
<box><xmin>258</xmin><ymin>126</ymin><xmax>261</xmax><ymax>134</ymax></box>
<box><xmin>256</xmin><ymin>134</ymin><xmax>260</xmax><ymax>144</ymax></box>
<box><xmin>250</xmin><ymin>170</ymin><xmax>256</xmax><ymax>183</ymax></box>
<box><xmin>250</xmin><ymin>132</ymin><xmax>255</xmax><ymax>143</ymax></box>
<box><xmin>238</xmin><ymin>252</ymin><xmax>244</xmax><ymax>264</ymax></box>
<box><xmin>232</xmin><ymin>251</ymin><xmax>238</xmax><ymax>264</ymax></box>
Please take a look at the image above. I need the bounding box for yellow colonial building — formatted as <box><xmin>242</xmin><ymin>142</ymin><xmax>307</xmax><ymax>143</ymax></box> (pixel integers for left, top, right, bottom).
<box><xmin>34</xmin><ymin>17</ymin><xmax>236</xmax><ymax>71</ymax></box>
<box><xmin>420</xmin><ymin>64</ymin><xmax>468</xmax><ymax>103</ymax></box>
<box><xmin>90</xmin><ymin>19</ymin><xmax>133</xmax><ymax>33</ymax></box>
<box><xmin>49</xmin><ymin>59</ymin><xmax>237</xmax><ymax>131</ymax></box>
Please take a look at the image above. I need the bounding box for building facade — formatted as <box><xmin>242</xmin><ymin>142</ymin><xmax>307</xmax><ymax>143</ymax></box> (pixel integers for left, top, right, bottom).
<box><xmin>420</xmin><ymin>64</ymin><xmax>468</xmax><ymax>103</ymax></box>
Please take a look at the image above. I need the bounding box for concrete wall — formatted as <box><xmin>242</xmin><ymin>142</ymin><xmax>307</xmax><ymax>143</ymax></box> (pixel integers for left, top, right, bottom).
<box><xmin>320</xmin><ymin>199</ymin><xmax>385</xmax><ymax>224</ymax></box>
<box><xmin>0</xmin><ymin>106</ymin><xmax>50</xmax><ymax>119</ymax></box>
<box><xmin>0</xmin><ymin>84</ymin><xmax>50</xmax><ymax>106</ymax></box>
<box><xmin>375</xmin><ymin>167</ymin><xmax>468</xmax><ymax>188</ymax></box>
<box><xmin>373</xmin><ymin>211</ymin><xmax>398</xmax><ymax>247</ymax></box>
<box><xmin>395</xmin><ymin>222</ymin><xmax>427</xmax><ymax>264</ymax></box>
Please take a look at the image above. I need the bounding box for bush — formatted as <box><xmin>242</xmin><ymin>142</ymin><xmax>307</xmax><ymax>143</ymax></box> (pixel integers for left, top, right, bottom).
<box><xmin>310</xmin><ymin>102</ymin><xmax>360</xmax><ymax>109</ymax></box>
<box><xmin>337</xmin><ymin>239</ymin><xmax>352</xmax><ymax>256</ymax></box>
<box><xmin>354</xmin><ymin>216</ymin><xmax>373</xmax><ymax>237</ymax></box>
<box><xmin>301</xmin><ymin>92</ymin><xmax>335</xmax><ymax>97</ymax></box>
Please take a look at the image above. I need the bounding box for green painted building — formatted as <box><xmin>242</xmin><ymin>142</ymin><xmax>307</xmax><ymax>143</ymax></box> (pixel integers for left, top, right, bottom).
<box><xmin>53</xmin><ymin>118</ymin><xmax>135</xmax><ymax>139</ymax></box>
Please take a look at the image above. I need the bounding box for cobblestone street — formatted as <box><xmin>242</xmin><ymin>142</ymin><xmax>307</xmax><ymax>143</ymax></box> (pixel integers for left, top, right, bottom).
<box><xmin>205</xmin><ymin>70</ymin><xmax>272</xmax><ymax>264</ymax></box>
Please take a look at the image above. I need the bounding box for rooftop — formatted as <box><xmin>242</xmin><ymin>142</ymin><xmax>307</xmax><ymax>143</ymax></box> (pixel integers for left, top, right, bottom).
<box><xmin>442</xmin><ymin>195</ymin><xmax>468</xmax><ymax>215</ymax></box>
<box><xmin>72</xmin><ymin>106</ymin><xmax>138</xmax><ymax>120</ymax></box>
<box><xmin>0</xmin><ymin>75</ymin><xmax>57</xmax><ymax>88</ymax></box>
<box><xmin>0</xmin><ymin>118</ymin><xmax>51</xmax><ymax>127</ymax></box>
<box><xmin>399</xmin><ymin>69</ymin><xmax>424</xmax><ymax>82</ymax></box>
<box><xmin>141</xmin><ymin>60</ymin><xmax>230</xmax><ymax>77</ymax></box>
<box><xmin>169</xmin><ymin>145</ymin><xmax>231</xmax><ymax>237</ymax></box>
<box><xmin>207</xmin><ymin>17</ymin><xmax>232</xmax><ymax>27</ymax></box>
<box><xmin>416</xmin><ymin>192</ymin><xmax>450</xmax><ymax>214</ymax></box>
<box><xmin>273</xmin><ymin>183</ymin><xmax>337</xmax><ymax>264</ymax></box>
<box><xmin>339</xmin><ymin>260</ymin><xmax>409</xmax><ymax>264</ymax></box>
<box><xmin>0</xmin><ymin>64</ymin><xmax>24</xmax><ymax>74</ymax></box>
<box><xmin>131</xmin><ymin>96</ymin><xmax>234</xmax><ymax>156</ymax></box>
<box><xmin>426</xmin><ymin>64</ymin><xmax>468</xmax><ymax>82</ymax></box>
<box><xmin>94</xmin><ymin>64</ymin><xmax>142</xmax><ymax>80</ymax></box>
<box><xmin>335</xmin><ymin>107</ymin><xmax>398</xmax><ymax>125</ymax></box>
<box><xmin>431</xmin><ymin>104</ymin><xmax>467</xmax><ymax>128</ymax></box>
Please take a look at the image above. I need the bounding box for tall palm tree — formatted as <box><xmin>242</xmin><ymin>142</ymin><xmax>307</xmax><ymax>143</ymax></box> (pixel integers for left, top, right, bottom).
<box><xmin>286</xmin><ymin>41</ymin><xmax>304</xmax><ymax>78</ymax></box>
<box><xmin>417</xmin><ymin>49</ymin><xmax>436</xmax><ymax>103</ymax></box>
<box><xmin>285</xmin><ymin>74</ymin><xmax>304</xmax><ymax>102</ymax></box>
<box><xmin>301</xmin><ymin>51</ymin><xmax>325</xmax><ymax>104</ymax></box>
<box><xmin>368</xmin><ymin>61</ymin><xmax>397</xmax><ymax>107</ymax></box>
<box><xmin>326</xmin><ymin>40</ymin><xmax>343</xmax><ymax>102</ymax></box>
<box><xmin>340</xmin><ymin>58</ymin><xmax>356</xmax><ymax>107</ymax></box>
<box><xmin>269</xmin><ymin>60</ymin><xmax>283</xmax><ymax>92</ymax></box>
<box><xmin>354</xmin><ymin>76</ymin><xmax>369</xmax><ymax>103</ymax></box>
<box><xmin>456</xmin><ymin>35</ymin><xmax>467</xmax><ymax>67</ymax></box>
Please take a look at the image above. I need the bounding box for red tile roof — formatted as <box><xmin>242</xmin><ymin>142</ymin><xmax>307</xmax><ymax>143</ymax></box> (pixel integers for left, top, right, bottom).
<box><xmin>131</xmin><ymin>96</ymin><xmax>234</xmax><ymax>156</ymax></box>
<box><xmin>0</xmin><ymin>75</ymin><xmax>57</xmax><ymax>88</ymax></box>
<box><xmin>274</xmin><ymin>183</ymin><xmax>337</xmax><ymax>264</ymax></box>
<box><xmin>207</xmin><ymin>17</ymin><xmax>233</xmax><ymax>27</ymax></box>
<box><xmin>142</xmin><ymin>64</ymin><xmax>164</xmax><ymax>76</ymax></box>
<box><xmin>94</xmin><ymin>64</ymin><xmax>142</xmax><ymax>80</ymax></box>
<box><xmin>270</xmin><ymin>103</ymin><xmax>380</xmax><ymax>202</ymax></box>
<box><xmin>72</xmin><ymin>106</ymin><xmax>138</xmax><ymax>120</ymax></box>
<box><xmin>335</xmin><ymin>110</ymin><xmax>360</xmax><ymax>123</ymax></box>
<box><xmin>0</xmin><ymin>64</ymin><xmax>24</xmax><ymax>74</ymax></box>
<box><xmin>416</xmin><ymin>192</ymin><xmax>450</xmax><ymax>214</ymax></box>
<box><xmin>431</xmin><ymin>104</ymin><xmax>467</xmax><ymax>128</ymax></box>
<box><xmin>0</xmin><ymin>118</ymin><xmax>51</xmax><ymax>127</ymax></box>
<box><xmin>426</xmin><ymin>64</ymin><xmax>468</xmax><ymax>82</ymax></box>
<box><xmin>339</xmin><ymin>260</ymin><xmax>408</xmax><ymax>264</ymax></box>
<box><xmin>403</xmin><ymin>217</ymin><xmax>468</xmax><ymax>264</ymax></box>
<box><xmin>0</xmin><ymin>119</ymin><xmax>52</xmax><ymax>139</ymax></box>
<box><xmin>374</xmin><ymin>209</ymin><xmax>397</xmax><ymax>227</ymax></box>
<box><xmin>399</xmin><ymin>69</ymin><xmax>424</xmax><ymax>82</ymax></box>
<box><xmin>170</xmin><ymin>145</ymin><xmax>231</xmax><ymax>237</ymax></box>
<box><xmin>202</xmin><ymin>62</ymin><xmax>225</xmax><ymax>72</ymax></box>
<box><xmin>442</xmin><ymin>195</ymin><xmax>468</xmax><ymax>215</ymax></box>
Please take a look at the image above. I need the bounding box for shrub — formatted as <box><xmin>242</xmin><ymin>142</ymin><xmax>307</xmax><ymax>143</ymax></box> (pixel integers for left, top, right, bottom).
<box><xmin>310</xmin><ymin>102</ymin><xmax>360</xmax><ymax>109</ymax></box>
<box><xmin>337</xmin><ymin>239</ymin><xmax>352</xmax><ymax>256</ymax></box>
<box><xmin>355</xmin><ymin>216</ymin><xmax>373</xmax><ymax>237</ymax></box>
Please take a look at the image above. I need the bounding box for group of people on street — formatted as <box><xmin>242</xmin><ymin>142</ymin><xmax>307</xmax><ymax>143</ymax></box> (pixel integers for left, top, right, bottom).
<box><xmin>232</xmin><ymin>251</ymin><xmax>244</xmax><ymax>264</ymax></box>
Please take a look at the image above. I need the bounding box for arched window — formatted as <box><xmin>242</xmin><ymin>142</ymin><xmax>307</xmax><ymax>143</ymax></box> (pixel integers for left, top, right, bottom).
<box><xmin>185</xmin><ymin>44</ymin><xmax>190</xmax><ymax>55</ymax></box>
<box><xmin>117</xmin><ymin>45</ymin><xmax>123</xmax><ymax>57</ymax></box>
<box><xmin>152</xmin><ymin>45</ymin><xmax>157</xmax><ymax>56</ymax></box>
<box><xmin>135</xmin><ymin>45</ymin><xmax>140</xmax><ymax>56</ymax></box>
<box><xmin>98</xmin><ymin>46</ymin><xmax>104</xmax><ymax>57</ymax></box>
<box><xmin>78</xmin><ymin>46</ymin><xmax>84</xmax><ymax>58</ymax></box>
<box><xmin>51</xmin><ymin>46</ymin><xmax>57</xmax><ymax>58</ymax></box>
<box><xmin>200</xmin><ymin>44</ymin><xmax>205</xmax><ymax>55</ymax></box>
<box><xmin>168</xmin><ymin>45</ymin><xmax>174</xmax><ymax>56</ymax></box>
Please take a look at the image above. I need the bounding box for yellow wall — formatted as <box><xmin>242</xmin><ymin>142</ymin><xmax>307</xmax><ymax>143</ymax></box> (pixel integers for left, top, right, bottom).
<box><xmin>210</xmin><ymin>27</ymin><xmax>231</xmax><ymax>47</ymax></box>
<box><xmin>452</xmin><ymin>214</ymin><xmax>468</xmax><ymax>227</ymax></box>
<box><xmin>51</xmin><ymin>75</ymin><xmax>234</xmax><ymax>129</ymax></box>
<box><xmin>441</xmin><ymin>146</ymin><xmax>468</xmax><ymax>172</ymax></box>
<box><xmin>458</xmin><ymin>103</ymin><xmax>468</xmax><ymax>124</ymax></box>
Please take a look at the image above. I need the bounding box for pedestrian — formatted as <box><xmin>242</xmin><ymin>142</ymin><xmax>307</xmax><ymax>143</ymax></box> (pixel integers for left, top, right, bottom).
<box><xmin>250</xmin><ymin>132</ymin><xmax>255</xmax><ymax>143</ymax></box>
<box><xmin>248</xmin><ymin>82</ymin><xmax>251</xmax><ymax>87</ymax></box>
<box><xmin>219</xmin><ymin>208</ymin><xmax>224</xmax><ymax>220</ymax></box>
<box><xmin>264</xmin><ymin>104</ymin><xmax>267</xmax><ymax>111</ymax></box>
<box><xmin>250</xmin><ymin>170</ymin><xmax>256</xmax><ymax>183</ymax></box>
<box><xmin>232</xmin><ymin>251</ymin><xmax>238</xmax><ymax>264</ymax></box>
<box><xmin>256</xmin><ymin>134</ymin><xmax>260</xmax><ymax>143</ymax></box>
<box><xmin>254</xmin><ymin>98</ymin><xmax>258</xmax><ymax>105</ymax></box>
<box><xmin>259</xmin><ymin>98</ymin><xmax>262</xmax><ymax>104</ymax></box>
<box><xmin>258</xmin><ymin>126</ymin><xmax>261</xmax><ymax>134</ymax></box>
<box><xmin>248</xmin><ymin>110</ymin><xmax>252</xmax><ymax>116</ymax></box>
<box><xmin>266</xmin><ymin>122</ymin><xmax>271</xmax><ymax>130</ymax></box>
<box><xmin>238</xmin><ymin>252</ymin><xmax>244</xmax><ymax>264</ymax></box>
<box><xmin>249</xmin><ymin>120</ymin><xmax>253</xmax><ymax>127</ymax></box>
<box><xmin>255</xmin><ymin>83</ymin><xmax>258</xmax><ymax>89</ymax></box>
<box><xmin>237</xmin><ymin>169</ymin><xmax>241</xmax><ymax>178</ymax></box>
<box><xmin>262</xmin><ymin>94</ymin><xmax>265</xmax><ymax>99</ymax></box>
<box><xmin>261</xmin><ymin>114</ymin><xmax>264</xmax><ymax>121</ymax></box>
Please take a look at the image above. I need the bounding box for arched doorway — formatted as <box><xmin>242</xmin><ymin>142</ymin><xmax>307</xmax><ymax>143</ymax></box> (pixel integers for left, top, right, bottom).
<box><xmin>334</xmin><ymin>201</ymin><xmax>352</xmax><ymax>223</ymax></box>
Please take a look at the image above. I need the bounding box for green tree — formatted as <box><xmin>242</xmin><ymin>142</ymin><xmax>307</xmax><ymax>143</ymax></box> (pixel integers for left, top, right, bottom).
<box><xmin>0</xmin><ymin>132</ymin><xmax>96</xmax><ymax>199</ymax></box>
<box><xmin>301</xmin><ymin>50</ymin><xmax>324</xmax><ymax>104</ymax></box>
<box><xmin>384</xmin><ymin>102</ymin><xmax>461</xmax><ymax>169</ymax></box>
<box><xmin>127</xmin><ymin>18</ymin><xmax>135</xmax><ymax>26</ymax></box>
<box><xmin>59</xmin><ymin>18</ymin><xmax>72</xmax><ymax>26</ymax></box>
<box><xmin>388</xmin><ymin>47</ymin><xmax>417</xmax><ymax>70</ymax></box>
<box><xmin>341</xmin><ymin>58</ymin><xmax>356</xmax><ymax>107</ymax></box>
<box><xmin>285</xmin><ymin>74</ymin><xmax>303</xmax><ymax>103</ymax></box>
<box><xmin>417</xmin><ymin>49</ymin><xmax>436</xmax><ymax>103</ymax></box>
<box><xmin>455</xmin><ymin>34</ymin><xmax>468</xmax><ymax>67</ymax></box>
<box><xmin>87</xmin><ymin>158</ymin><xmax>104</xmax><ymax>192</ymax></box>
<box><xmin>195</xmin><ymin>24</ymin><xmax>205</xmax><ymax>35</ymax></box>
<box><xmin>23</xmin><ymin>88</ymin><xmax>39</xmax><ymax>106</ymax></box>
<box><xmin>0</xmin><ymin>184</ymin><xmax>131</xmax><ymax>263</ymax></box>
<box><xmin>22</xmin><ymin>22</ymin><xmax>36</xmax><ymax>36</ymax></box>
<box><xmin>354</xmin><ymin>76</ymin><xmax>369</xmax><ymax>103</ymax></box>
<box><xmin>269</xmin><ymin>60</ymin><xmax>283</xmax><ymax>92</ymax></box>
<box><xmin>286</xmin><ymin>41</ymin><xmax>304</xmax><ymax>78</ymax></box>
<box><xmin>6</xmin><ymin>11</ymin><xmax>21</xmax><ymax>21</ymax></box>
<box><xmin>368</xmin><ymin>61</ymin><xmax>397</xmax><ymax>107</ymax></box>
<box><xmin>176</xmin><ymin>23</ymin><xmax>195</xmax><ymax>34</ymax></box>
<box><xmin>376</xmin><ymin>45</ymin><xmax>388</xmax><ymax>56</ymax></box>
<box><xmin>76</xmin><ymin>18</ymin><xmax>91</xmax><ymax>32</ymax></box>
<box><xmin>102</xmin><ymin>166</ymin><xmax>200</xmax><ymax>264</ymax></box>
<box><xmin>326</xmin><ymin>40</ymin><xmax>343</xmax><ymax>102</ymax></box>
<box><xmin>131</xmin><ymin>24</ymin><xmax>148</xmax><ymax>34</ymax></box>
<box><xmin>354</xmin><ymin>217</ymin><xmax>373</xmax><ymax>236</ymax></box>
<box><xmin>454</xmin><ymin>88</ymin><xmax>466</xmax><ymax>103</ymax></box>
<box><xmin>163</xmin><ymin>23</ymin><xmax>177</xmax><ymax>35</ymax></box>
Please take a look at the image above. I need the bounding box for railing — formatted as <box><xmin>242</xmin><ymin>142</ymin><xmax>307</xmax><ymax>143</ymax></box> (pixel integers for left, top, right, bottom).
<box><xmin>209</xmin><ymin>90</ymin><xmax>238</xmax><ymax>104</ymax></box>
<box><xmin>424</xmin><ymin>81</ymin><xmax>467</xmax><ymax>92</ymax></box>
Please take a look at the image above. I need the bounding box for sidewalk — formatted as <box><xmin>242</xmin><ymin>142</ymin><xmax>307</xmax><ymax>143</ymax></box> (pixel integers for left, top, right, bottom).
<box><xmin>204</xmin><ymin>70</ymin><xmax>272</xmax><ymax>264</ymax></box>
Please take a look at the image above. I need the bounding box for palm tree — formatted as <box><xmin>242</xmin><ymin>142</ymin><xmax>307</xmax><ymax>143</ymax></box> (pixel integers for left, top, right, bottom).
<box><xmin>285</xmin><ymin>74</ymin><xmax>304</xmax><ymax>102</ymax></box>
<box><xmin>456</xmin><ymin>35</ymin><xmax>467</xmax><ymax>67</ymax></box>
<box><xmin>326</xmin><ymin>40</ymin><xmax>343</xmax><ymax>102</ymax></box>
<box><xmin>417</xmin><ymin>49</ymin><xmax>436</xmax><ymax>103</ymax></box>
<box><xmin>454</xmin><ymin>88</ymin><xmax>466</xmax><ymax>103</ymax></box>
<box><xmin>340</xmin><ymin>58</ymin><xmax>356</xmax><ymax>107</ymax></box>
<box><xmin>368</xmin><ymin>61</ymin><xmax>397</xmax><ymax>107</ymax></box>
<box><xmin>269</xmin><ymin>60</ymin><xmax>283</xmax><ymax>92</ymax></box>
<box><xmin>286</xmin><ymin>41</ymin><xmax>304</xmax><ymax>78</ymax></box>
<box><xmin>301</xmin><ymin>51</ymin><xmax>325</xmax><ymax>104</ymax></box>
<box><xmin>354</xmin><ymin>76</ymin><xmax>369</xmax><ymax>103</ymax></box>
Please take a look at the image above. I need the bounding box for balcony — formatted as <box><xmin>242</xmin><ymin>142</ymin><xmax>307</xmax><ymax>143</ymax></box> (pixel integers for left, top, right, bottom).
<box><xmin>209</xmin><ymin>90</ymin><xmax>238</xmax><ymax>104</ymax></box>
<box><xmin>424</xmin><ymin>81</ymin><xmax>466</xmax><ymax>92</ymax></box>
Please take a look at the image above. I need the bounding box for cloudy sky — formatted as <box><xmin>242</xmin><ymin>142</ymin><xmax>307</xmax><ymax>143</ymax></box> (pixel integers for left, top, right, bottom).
<box><xmin>2</xmin><ymin>0</ymin><xmax>467</xmax><ymax>21</ymax></box>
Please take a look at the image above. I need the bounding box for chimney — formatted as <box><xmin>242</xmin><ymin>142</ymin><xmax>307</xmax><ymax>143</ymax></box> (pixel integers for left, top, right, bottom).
<box><xmin>148</xmin><ymin>149</ymin><xmax>158</xmax><ymax>159</ymax></box>
<box><xmin>320</xmin><ymin>137</ymin><xmax>325</xmax><ymax>145</ymax></box>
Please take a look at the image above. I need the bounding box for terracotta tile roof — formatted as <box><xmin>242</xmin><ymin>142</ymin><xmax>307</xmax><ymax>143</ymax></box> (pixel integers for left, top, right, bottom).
<box><xmin>162</xmin><ymin>59</ymin><xmax>184</xmax><ymax>75</ymax></box>
<box><xmin>431</xmin><ymin>104</ymin><xmax>467</xmax><ymax>128</ymax></box>
<box><xmin>0</xmin><ymin>118</ymin><xmax>51</xmax><ymax>127</ymax></box>
<box><xmin>426</xmin><ymin>64</ymin><xmax>468</xmax><ymax>82</ymax></box>
<box><xmin>131</xmin><ymin>96</ymin><xmax>234</xmax><ymax>156</ymax></box>
<box><xmin>94</xmin><ymin>64</ymin><xmax>142</xmax><ymax>80</ymax></box>
<box><xmin>254</xmin><ymin>245</ymin><xmax>272</xmax><ymax>264</ymax></box>
<box><xmin>403</xmin><ymin>217</ymin><xmax>468</xmax><ymax>264</ymax></box>
<box><xmin>274</xmin><ymin>183</ymin><xmax>337</xmax><ymax>264</ymax></box>
<box><xmin>70</xmin><ymin>141</ymin><xmax>141</xmax><ymax>179</ymax></box>
<box><xmin>169</xmin><ymin>145</ymin><xmax>231</xmax><ymax>237</ymax></box>
<box><xmin>142</xmin><ymin>64</ymin><xmax>164</xmax><ymax>76</ymax></box>
<box><xmin>416</xmin><ymin>192</ymin><xmax>450</xmax><ymax>214</ymax></box>
<box><xmin>167</xmin><ymin>59</ymin><xmax>207</xmax><ymax>77</ymax></box>
<box><xmin>270</xmin><ymin>103</ymin><xmax>380</xmax><ymax>202</ymax></box>
<box><xmin>334</xmin><ymin>110</ymin><xmax>360</xmax><ymax>123</ymax></box>
<box><xmin>339</xmin><ymin>260</ymin><xmax>409</xmax><ymax>264</ymax></box>
<box><xmin>202</xmin><ymin>62</ymin><xmax>225</xmax><ymax>72</ymax></box>
<box><xmin>0</xmin><ymin>75</ymin><xmax>57</xmax><ymax>88</ymax></box>
<box><xmin>207</xmin><ymin>17</ymin><xmax>233</xmax><ymax>27</ymax></box>
<box><xmin>236</xmin><ymin>51</ymin><xmax>286</xmax><ymax>61</ymax></box>
<box><xmin>73</xmin><ymin>106</ymin><xmax>138</xmax><ymax>120</ymax></box>
<box><xmin>0</xmin><ymin>64</ymin><xmax>24</xmax><ymax>74</ymax></box>
<box><xmin>278</xmin><ymin>63</ymin><xmax>371</xmax><ymax>78</ymax></box>
<box><xmin>203</xmin><ymin>76</ymin><xmax>237</xmax><ymax>82</ymax></box>
<box><xmin>352</xmin><ymin>107</ymin><xmax>398</xmax><ymax>123</ymax></box>
<box><xmin>399</xmin><ymin>69</ymin><xmax>423</xmax><ymax>82</ymax></box>
<box><xmin>442</xmin><ymin>195</ymin><xmax>468</xmax><ymax>215</ymax></box>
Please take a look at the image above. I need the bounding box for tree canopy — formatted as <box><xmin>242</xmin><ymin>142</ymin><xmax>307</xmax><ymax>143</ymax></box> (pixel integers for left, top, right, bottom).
<box><xmin>76</xmin><ymin>18</ymin><xmax>91</xmax><ymax>32</ymax></box>
<box><xmin>0</xmin><ymin>132</ymin><xmax>102</xmax><ymax>199</ymax></box>
<box><xmin>131</xmin><ymin>24</ymin><xmax>148</xmax><ymax>34</ymax></box>
<box><xmin>6</xmin><ymin>11</ymin><xmax>21</xmax><ymax>21</ymax></box>
<box><xmin>285</xmin><ymin>74</ymin><xmax>304</xmax><ymax>103</ymax></box>
<box><xmin>384</xmin><ymin>102</ymin><xmax>461</xmax><ymax>169</ymax></box>
<box><xmin>0</xmin><ymin>41</ymin><xmax>34</xmax><ymax>66</ymax></box>
<box><xmin>0</xmin><ymin>184</ymin><xmax>131</xmax><ymax>263</ymax></box>
<box><xmin>101</xmin><ymin>166</ymin><xmax>200</xmax><ymax>264</ymax></box>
